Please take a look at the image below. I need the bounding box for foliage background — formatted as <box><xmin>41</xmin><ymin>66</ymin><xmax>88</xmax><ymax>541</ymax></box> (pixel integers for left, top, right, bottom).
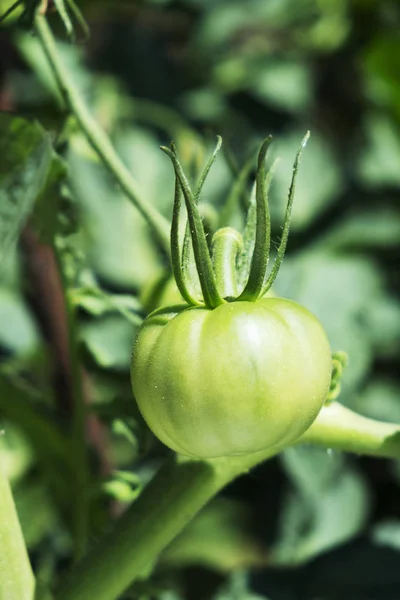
<box><xmin>1</xmin><ymin>0</ymin><xmax>400</xmax><ymax>598</ymax></box>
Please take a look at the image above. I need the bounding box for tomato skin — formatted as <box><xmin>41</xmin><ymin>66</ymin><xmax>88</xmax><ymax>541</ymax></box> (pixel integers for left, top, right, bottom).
<box><xmin>131</xmin><ymin>298</ymin><xmax>332</xmax><ymax>458</ymax></box>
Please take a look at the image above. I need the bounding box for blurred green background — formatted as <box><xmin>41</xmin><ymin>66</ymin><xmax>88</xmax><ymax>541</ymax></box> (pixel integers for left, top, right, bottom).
<box><xmin>1</xmin><ymin>0</ymin><xmax>400</xmax><ymax>598</ymax></box>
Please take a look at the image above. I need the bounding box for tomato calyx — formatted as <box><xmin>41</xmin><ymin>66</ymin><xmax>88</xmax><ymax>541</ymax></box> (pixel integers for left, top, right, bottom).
<box><xmin>160</xmin><ymin>132</ymin><xmax>310</xmax><ymax>310</ymax></box>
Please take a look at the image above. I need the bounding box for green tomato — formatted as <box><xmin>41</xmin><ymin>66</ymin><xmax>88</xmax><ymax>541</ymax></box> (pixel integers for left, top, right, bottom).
<box><xmin>131</xmin><ymin>297</ymin><xmax>332</xmax><ymax>458</ymax></box>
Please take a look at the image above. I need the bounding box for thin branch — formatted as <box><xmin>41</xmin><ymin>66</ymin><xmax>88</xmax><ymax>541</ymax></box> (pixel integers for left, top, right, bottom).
<box><xmin>22</xmin><ymin>228</ymin><xmax>90</xmax><ymax>560</ymax></box>
<box><xmin>300</xmin><ymin>402</ymin><xmax>400</xmax><ymax>457</ymax></box>
<box><xmin>33</xmin><ymin>13</ymin><xmax>170</xmax><ymax>255</ymax></box>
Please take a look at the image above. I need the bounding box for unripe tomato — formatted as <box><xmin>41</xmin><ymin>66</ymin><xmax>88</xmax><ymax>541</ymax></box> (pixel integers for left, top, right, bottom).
<box><xmin>131</xmin><ymin>297</ymin><xmax>332</xmax><ymax>458</ymax></box>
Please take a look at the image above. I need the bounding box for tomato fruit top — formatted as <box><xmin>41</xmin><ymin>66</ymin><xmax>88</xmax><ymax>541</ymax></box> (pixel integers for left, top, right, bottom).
<box><xmin>131</xmin><ymin>297</ymin><xmax>332</xmax><ymax>458</ymax></box>
<box><xmin>131</xmin><ymin>133</ymin><xmax>333</xmax><ymax>458</ymax></box>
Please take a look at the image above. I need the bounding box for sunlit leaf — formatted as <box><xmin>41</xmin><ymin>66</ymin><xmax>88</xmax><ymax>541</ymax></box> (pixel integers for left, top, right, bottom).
<box><xmin>271</xmin><ymin>446</ymin><xmax>369</xmax><ymax>565</ymax></box>
<box><xmin>81</xmin><ymin>315</ymin><xmax>138</xmax><ymax>370</ymax></box>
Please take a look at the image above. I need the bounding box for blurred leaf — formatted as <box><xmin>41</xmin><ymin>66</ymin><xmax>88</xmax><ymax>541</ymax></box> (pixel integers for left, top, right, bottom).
<box><xmin>81</xmin><ymin>315</ymin><xmax>137</xmax><ymax>370</ymax></box>
<box><xmin>14</xmin><ymin>482</ymin><xmax>59</xmax><ymax>549</ymax></box>
<box><xmin>214</xmin><ymin>572</ymin><xmax>270</xmax><ymax>600</ymax></box>
<box><xmin>251</xmin><ymin>61</ymin><xmax>312</xmax><ymax>113</ymax></box>
<box><xmin>371</xmin><ymin>520</ymin><xmax>400</xmax><ymax>551</ymax></box>
<box><xmin>363</xmin><ymin>33</ymin><xmax>400</xmax><ymax>120</ymax></box>
<box><xmin>162</xmin><ymin>498</ymin><xmax>267</xmax><ymax>573</ymax></box>
<box><xmin>0</xmin><ymin>288</ymin><xmax>39</xmax><ymax>355</ymax></box>
<box><xmin>0</xmin><ymin>0</ymin><xmax>22</xmax><ymax>22</ymax></box>
<box><xmin>0</xmin><ymin>423</ymin><xmax>33</xmax><ymax>483</ymax></box>
<box><xmin>70</xmin><ymin>285</ymin><xmax>143</xmax><ymax>325</ymax></box>
<box><xmin>51</xmin><ymin>0</ymin><xmax>89</xmax><ymax>41</ymax></box>
<box><xmin>0</xmin><ymin>113</ymin><xmax>65</xmax><ymax>266</ymax></box>
<box><xmin>298</xmin><ymin>0</ymin><xmax>349</xmax><ymax>51</ymax></box>
<box><xmin>322</xmin><ymin>208</ymin><xmax>400</xmax><ymax>250</ymax></box>
<box><xmin>357</xmin><ymin>114</ymin><xmax>400</xmax><ymax>187</ymax></box>
<box><xmin>16</xmin><ymin>32</ymin><xmax>87</xmax><ymax>105</ymax></box>
<box><xmin>111</xmin><ymin>419</ymin><xmax>139</xmax><ymax>450</ymax></box>
<box><xmin>102</xmin><ymin>470</ymin><xmax>142</xmax><ymax>503</ymax></box>
<box><xmin>67</xmin><ymin>132</ymin><xmax>163</xmax><ymax>289</ymax></box>
<box><xmin>0</xmin><ymin>374</ymin><xmax>74</xmax><ymax>471</ymax></box>
<box><xmin>196</xmin><ymin>0</ymin><xmax>309</xmax><ymax>51</ymax></box>
<box><xmin>365</xmin><ymin>295</ymin><xmax>400</xmax><ymax>357</ymax></box>
<box><xmin>181</xmin><ymin>88</ymin><xmax>228</xmax><ymax>123</ymax></box>
<box><xmin>116</xmin><ymin>127</ymin><xmax>174</xmax><ymax>217</ymax></box>
<box><xmin>270</xmin><ymin>130</ymin><xmax>343</xmax><ymax>230</ymax></box>
<box><xmin>271</xmin><ymin>446</ymin><xmax>369</xmax><ymax>565</ymax></box>
<box><xmin>353</xmin><ymin>378</ymin><xmax>400</xmax><ymax>424</ymax></box>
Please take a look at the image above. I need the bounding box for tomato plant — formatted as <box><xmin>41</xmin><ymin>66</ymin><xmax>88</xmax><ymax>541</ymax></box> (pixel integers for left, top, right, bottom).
<box><xmin>131</xmin><ymin>135</ymin><xmax>332</xmax><ymax>458</ymax></box>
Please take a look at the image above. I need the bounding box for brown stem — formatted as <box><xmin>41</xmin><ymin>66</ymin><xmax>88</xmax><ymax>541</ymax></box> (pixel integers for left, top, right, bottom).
<box><xmin>20</xmin><ymin>227</ymin><xmax>113</xmax><ymax>485</ymax></box>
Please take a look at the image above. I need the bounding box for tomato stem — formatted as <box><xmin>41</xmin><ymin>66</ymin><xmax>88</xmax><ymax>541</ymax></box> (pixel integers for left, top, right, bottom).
<box><xmin>261</xmin><ymin>131</ymin><xmax>310</xmax><ymax>296</ymax></box>
<box><xmin>237</xmin><ymin>136</ymin><xmax>273</xmax><ymax>302</ymax></box>
<box><xmin>161</xmin><ymin>145</ymin><xmax>225</xmax><ymax>309</ymax></box>
<box><xmin>212</xmin><ymin>228</ymin><xmax>243</xmax><ymax>299</ymax></box>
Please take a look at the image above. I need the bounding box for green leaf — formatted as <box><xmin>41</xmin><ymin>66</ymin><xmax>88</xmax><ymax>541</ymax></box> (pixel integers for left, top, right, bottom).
<box><xmin>365</xmin><ymin>295</ymin><xmax>400</xmax><ymax>357</ymax></box>
<box><xmin>14</xmin><ymin>482</ymin><xmax>59</xmax><ymax>549</ymax></box>
<box><xmin>0</xmin><ymin>113</ymin><xmax>65</xmax><ymax>265</ymax></box>
<box><xmin>81</xmin><ymin>315</ymin><xmax>138</xmax><ymax>370</ymax></box>
<box><xmin>0</xmin><ymin>423</ymin><xmax>33</xmax><ymax>483</ymax></box>
<box><xmin>0</xmin><ymin>288</ymin><xmax>39</xmax><ymax>355</ymax></box>
<box><xmin>214</xmin><ymin>572</ymin><xmax>270</xmax><ymax>600</ymax></box>
<box><xmin>102</xmin><ymin>471</ymin><xmax>142</xmax><ymax>504</ymax></box>
<box><xmin>0</xmin><ymin>374</ymin><xmax>75</xmax><ymax>472</ymax></box>
<box><xmin>371</xmin><ymin>519</ymin><xmax>400</xmax><ymax>552</ymax></box>
<box><xmin>251</xmin><ymin>61</ymin><xmax>312</xmax><ymax>114</ymax></box>
<box><xmin>357</xmin><ymin>114</ymin><xmax>400</xmax><ymax>187</ymax></box>
<box><xmin>67</xmin><ymin>132</ymin><xmax>164</xmax><ymax>289</ymax></box>
<box><xmin>353</xmin><ymin>378</ymin><xmax>400</xmax><ymax>424</ymax></box>
<box><xmin>0</xmin><ymin>0</ymin><xmax>24</xmax><ymax>23</ymax></box>
<box><xmin>69</xmin><ymin>286</ymin><xmax>142</xmax><ymax>325</ymax></box>
<box><xmin>271</xmin><ymin>446</ymin><xmax>369</xmax><ymax>565</ymax></box>
<box><xmin>322</xmin><ymin>208</ymin><xmax>400</xmax><ymax>250</ymax></box>
<box><xmin>269</xmin><ymin>130</ymin><xmax>343</xmax><ymax>231</ymax></box>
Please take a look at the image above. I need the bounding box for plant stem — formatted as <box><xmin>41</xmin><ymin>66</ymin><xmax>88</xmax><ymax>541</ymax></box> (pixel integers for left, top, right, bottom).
<box><xmin>55</xmin><ymin>446</ymin><xmax>280</xmax><ymax>600</ymax></box>
<box><xmin>0</xmin><ymin>470</ymin><xmax>35</xmax><ymax>600</ymax></box>
<box><xmin>55</xmin><ymin>402</ymin><xmax>400</xmax><ymax>600</ymax></box>
<box><xmin>300</xmin><ymin>402</ymin><xmax>400</xmax><ymax>457</ymax></box>
<box><xmin>212</xmin><ymin>227</ymin><xmax>243</xmax><ymax>298</ymax></box>
<box><xmin>0</xmin><ymin>374</ymin><xmax>75</xmax><ymax>472</ymax></box>
<box><xmin>62</xmin><ymin>270</ymin><xmax>90</xmax><ymax>561</ymax></box>
<box><xmin>33</xmin><ymin>13</ymin><xmax>170</xmax><ymax>255</ymax></box>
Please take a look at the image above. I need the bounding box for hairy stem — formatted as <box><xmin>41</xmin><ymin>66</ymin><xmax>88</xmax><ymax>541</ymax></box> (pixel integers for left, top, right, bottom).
<box><xmin>55</xmin><ymin>448</ymin><xmax>279</xmax><ymax>600</ymax></box>
<box><xmin>55</xmin><ymin>402</ymin><xmax>400</xmax><ymax>600</ymax></box>
<box><xmin>33</xmin><ymin>13</ymin><xmax>170</xmax><ymax>254</ymax></box>
<box><xmin>300</xmin><ymin>402</ymin><xmax>400</xmax><ymax>456</ymax></box>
